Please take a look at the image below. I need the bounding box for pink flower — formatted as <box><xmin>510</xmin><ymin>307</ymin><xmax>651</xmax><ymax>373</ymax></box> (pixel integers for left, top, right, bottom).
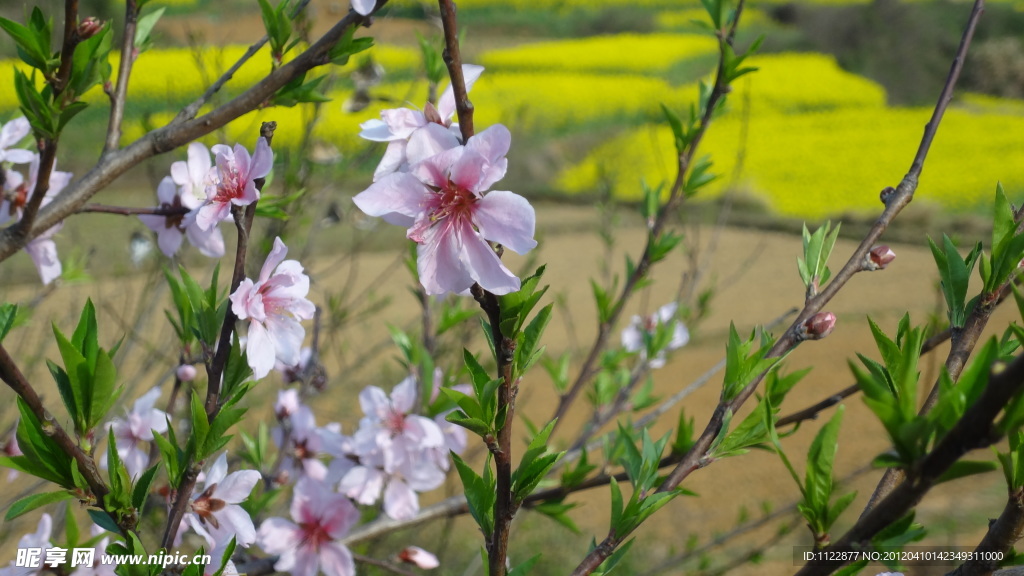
<box><xmin>171</xmin><ymin>142</ymin><xmax>215</xmax><ymax>201</ymax></box>
<box><xmin>107</xmin><ymin>387</ymin><xmax>168</xmax><ymax>479</ymax></box>
<box><xmin>354</xmin><ymin>124</ymin><xmax>536</xmax><ymax>295</ymax></box>
<box><xmin>176</xmin><ymin>364</ymin><xmax>198</xmax><ymax>382</ymax></box>
<box><xmin>257</xmin><ymin>477</ymin><xmax>358</xmax><ymax>576</ymax></box>
<box><xmin>70</xmin><ymin>525</ymin><xmax>116</xmax><ymax>576</ymax></box>
<box><xmin>273</xmin><ymin>404</ymin><xmax>341</xmax><ymax>481</ymax></box>
<box><xmin>196</xmin><ymin>138</ymin><xmax>273</xmax><ymax>230</ymax></box>
<box><xmin>138</xmin><ymin>176</ymin><xmax>225</xmax><ymax>258</ymax></box>
<box><xmin>2</xmin><ymin>154</ymin><xmax>71</xmax><ymax>285</ymax></box>
<box><xmin>621</xmin><ymin>302</ymin><xmax>690</xmax><ymax>369</ymax></box>
<box><xmin>359</xmin><ymin>65</ymin><xmax>484</xmax><ymax>180</ymax></box>
<box><xmin>0</xmin><ymin>117</ymin><xmax>34</xmax><ymax>165</ymax></box>
<box><xmin>398</xmin><ymin>546</ymin><xmax>439</xmax><ymax>569</ymax></box>
<box><xmin>2</xmin><ymin>425</ymin><xmax>23</xmax><ymax>482</ymax></box>
<box><xmin>275</xmin><ymin>389</ymin><xmax>302</xmax><ymax>420</ymax></box>
<box><xmin>0</xmin><ymin>513</ymin><xmax>52</xmax><ymax>576</ymax></box>
<box><xmin>230</xmin><ymin>237</ymin><xmax>315</xmax><ymax>379</ymax></box>
<box><xmin>337</xmin><ymin>377</ymin><xmax>447</xmax><ymax>520</ymax></box>
<box><xmin>184</xmin><ymin>453</ymin><xmax>261</xmax><ymax>551</ymax></box>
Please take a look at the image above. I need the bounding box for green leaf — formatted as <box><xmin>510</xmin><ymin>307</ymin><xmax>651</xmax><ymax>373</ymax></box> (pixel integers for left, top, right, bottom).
<box><xmin>5</xmin><ymin>490</ymin><xmax>73</xmax><ymax>521</ymax></box>
<box><xmin>87</xmin><ymin>509</ymin><xmax>120</xmax><ymax>534</ymax></box>
<box><xmin>508</xmin><ymin>554</ymin><xmax>541</xmax><ymax>576</ymax></box>
<box><xmin>936</xmin><ymin>460</ymin><xmax>998</xmax><ymax>485</ymax></box>
<box><xmin>134</xmin><ymin>7</ymin><xmax>166</xmax><ymax>53</ymax></box>
<box><xmin>0</xmin><ymin>303</ymin><xmax>18</xmax><ymax>341</ymax></box>
<box><xmin>451</xmin><ymin>453</ymin><xmax>495</xmax><ymax>536</ymax></box>
<box><xmin>132</xmin><ymin>464</ymin><xmax>160</xmax><ymax>510</ymax></box>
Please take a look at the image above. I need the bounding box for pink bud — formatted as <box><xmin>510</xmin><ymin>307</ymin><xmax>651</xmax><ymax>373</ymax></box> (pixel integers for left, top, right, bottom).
<box><xmin>176</xmin><ymin>364</ymin><xmax>197</xmax><ymax>382</ymax></box>
<box><xmin>398</xmin><ymin>546</ymin><xmax>439</xmax><ymax>569</ymax></box>
<box><xmin>799</xmin><ymin>312</ymin><xmax>836</xmax><ymax>341</ymax></box>
<box><xmin>867</xmin><ymin>245</ymin><xmax>896</xmax><ymax>270</ymax></box>
<box><xmin>77</xmin><ymin>17</ymin><xmax>103</xmax><ymax>39</ymax></box>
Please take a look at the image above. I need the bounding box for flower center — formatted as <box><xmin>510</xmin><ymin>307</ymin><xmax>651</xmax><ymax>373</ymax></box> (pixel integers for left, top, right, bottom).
<box><xmin>162</xmin><ymin>195</ymin><xmax>186</xmax><ymax>230</ymax></box>
<box><xmin>212</xmin><ymin>164</ymin><xmax>244</xmax><ymax>204</ymax></box>
<box><xmin>384</xmin><ymin>408</ymin><xmax>407</xmax><ymax>436</ymax></box>
<box><xmin>191</xmin><ymin>484</ymin><xmax>226</xmax><ymax>529</ymax></box>
<box><xmin>299</xmin><ymin>520</ymin><xmax>332</xmax><ymax>550</ymax></box>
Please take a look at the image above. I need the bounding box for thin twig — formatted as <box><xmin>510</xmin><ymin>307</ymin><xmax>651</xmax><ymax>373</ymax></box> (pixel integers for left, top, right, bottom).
<box><xmin>352</xmin><ymin>553</ymin><xmax>420</xmax><ymax>576</ymax></box>
<box><xmin>438</xmin><ymin>0</ymin><xmax>473</xmax><ymax>141</ymax></box>
<box><xmin>570</xmin><ymin>0</ymin><xmax>982</xmax><ymax>572</ymax></box>
<box><xmin>78</xmin><ymin>204</ymin><xmax>189</xmax><ymax>216</ymax></box>
<box><xmin>104</xmin><ymin>0</ymin><xmax>138</xmax><ymax>154</ymax></box>
<box><xmin>0</xmin><ymin>4</ymin><xmax>380</xmax><ymax>262</ymax></box>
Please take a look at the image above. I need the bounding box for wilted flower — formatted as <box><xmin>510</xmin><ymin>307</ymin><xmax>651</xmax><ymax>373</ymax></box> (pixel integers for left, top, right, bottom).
<box><xmin>196</xmin><ymin>138</ymin><xmax>273</xmax><ymax>230</ymax></box>
<box><xmin>799</xmin><ymin>311</ymin><xmax>837</xmax><ymax>340</ymax></box>
<box><xmin>353</xmin><ymin>123</ymin><xmax>537</xmax><ymax>295</ymax></box>
<box><xmin>77</xmin><ymin>17</ymin><xmax>103</xmax><ymax>40</ymax></box>
<box><xmin>866</xmin><ymin>245</ymin><xmax>896</xmax><ymax>270</ymax></box>
<box><xmin>230</xmin><ymin>237</ymin><xmax>315</xmax><ymax>379</ymax></box>
<box><xmin>621</xmin><ymin>302</ymin><xmax>690</xmax><ymax>369</ymax></box>
<box><xmin>398</xmin><ymin>546</ymin><xmax>439</xmax><ymax>569</ymax></box>
<box><xmin>257</xmin><ymin>477</ymin><xmax>358</xmax><ymax>576</ymax></box>
<box><xmin>107</xmin><ymin>387</ymin><xmax>168</xmax><ymax>479</ymax></box>
<box><xmin>184</xmin><ymin>453</ymin><xmax>261</xmax><ymax>551</ymax></box>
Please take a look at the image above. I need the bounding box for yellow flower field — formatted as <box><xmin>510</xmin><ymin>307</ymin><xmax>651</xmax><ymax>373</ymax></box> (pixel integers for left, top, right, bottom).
<box><xmin>558</xmin><ymin>107</ymin><xmax>1024</xmax><ymax>218</ymax></box>
<box><xmin>479</xmin><ymin>33</ymin><xmax>718</xmax><ymax>74</ymax></box>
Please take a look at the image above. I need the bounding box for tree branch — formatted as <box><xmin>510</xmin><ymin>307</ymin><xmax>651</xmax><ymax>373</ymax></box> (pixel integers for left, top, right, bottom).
<box><xmin>103</xmin><ymin>0</ymin><xmax>138</xmax><ymax>154</ymax></box>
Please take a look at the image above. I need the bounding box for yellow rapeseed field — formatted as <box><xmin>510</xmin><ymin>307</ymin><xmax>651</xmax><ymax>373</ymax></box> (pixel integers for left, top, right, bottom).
<box><xmin>558</xmin><ymin>107</ymin><xmax>1024</xmax><ymax>218</ymax></box>
<box><xmin>558</xmin><ymin>53</ymin><xmax>1024</xmax><ymax>218</ymax></box>
<box><xmin>479</xmin><ymin>33</ymin><xmax>718</xmax><ymax>74</ymax></box>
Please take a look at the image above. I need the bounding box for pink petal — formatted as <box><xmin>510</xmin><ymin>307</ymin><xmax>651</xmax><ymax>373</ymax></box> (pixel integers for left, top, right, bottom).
<box><xmin>229</xmin><ymin>279</ymin><xmax>258</xmax><ymax>320</ymax></box>
<box><xmin>185</xmin><ymin>217</ymin><xmax>226</xmax><ymax>257</ymax></box>
<box><xmin>353</xmin><ymin>173</ymin><xmax>428</xmax><ymax>227</ymax></box>
<box><xmin>373</xmin><ymin>140</ymin><xmax>408</xmax><ymax>182</ymax></box>
<box><xmin>260</xmin><ymin>237</ymin><xmax>289</xmax><ymax>284</ymax></box>
<box><xmin>406</xmin><ymin>123</ymin><xmax>459</xmax><ymax>166</ymax></box>
<box><xmin>211</xmin><ymin>469</ymin><xmax>258</xmax><ymax>504</ymax></box>
<box><xmin>232</xmin><ymin>144</ymin><xmax>252</xmax><ymax>178</ymax></box>
<box><xmin>291</xmin><ymin>549</ymin><xmax>320</xmax><ymax>576</ymax></box>
<box><xmin>188</xmin><ymin>142</ymin><xmax>212</xmax><ymax>182</ymax></box>
<box><xmin>4</xmin><ymin>149</ymin><xmax>35</xmax><ymax>164</ymax></box>
<box><xmin>359</xmin><ymin>386</ymin><xmax>390</xmax><ymax>419</ymax></box>
<box><xmin>196</xmin><ymin>201</ymin><xmax>231</xmax><ymax>231</ymax></box>
<box><xmin>245</xmin><ymin>320</ymin><xmax>276</xmax><ymax>379</ymax></box>
<box><xmin>249</xmin><ymin>137</ymin><xmax>274</xmax><ymax>179</ymax></box>
<box><xmin>379</xmin><ymin>108</ymin><xmax>427</xmax><ymax>140</ymax></box>
<box><xmin>390</xmin><ymin>377</ymin><xmax>417</xmax><ymax>414</ymax></box>
<box><xmin>205</xmin><ymin>452</ymin><xmax>229</xmax><ymax>487</ymax></box>
<box><xmin>472</xmin><ymin>190</ymin><xmax>536</xmax><ymax>254</ymax></box>
<box><xmin>416</xmin><ymin>221</ymin><xmax>473</xmax><ymax>295</ymax></box>
<box><xmin>214</xmin><ymin>504</ymin><xmax>257</xmax><ymax>546</ymax></box>
<box><xmin>383</xmin><ymin>478</ymin><xmax>419</xmax><ymax>520</ymax></box>
<box><xmin>439</xmin><ymin>64</ymin><xmax>484</xmax><ymax>121</ymax></box>
<box><xmin>350</xmin><ymin>0</ymin><xmax>375</xmax><ymax>16</ymax></box>
<box><xmin>358</xmin><ymin>118</ymin><xmax>394</xmax><ymax>142</ymax></box>
<box><xmin>156</xmin><ymin>176</ymin><xmax>178</xmax><ymax>204</ymax></box>
<box><xmin>319</xmin><ymin>543</ymin><xmax>355</xmax><ymax>576</ymax></box>
<box><xmin>264</xmin><ymin>314</ymin><xmax>305</xmax><ymax>367</ymax></box>
<box><xmin>258</xmin><ymin>517</ymin><xmax>300</xmax><ymax>555</ymax></box>
<box><xmin>155</xmin><ymin>227</ymin><xmax>185</xmax><ymax>258</ymax></box>
<box><xmin>621</xmin><ymin>323</ymin><xmax>643</xmax><ymax>352</ymax></box>
<box><xmin>25</xmin><ymin>238</ymin><xmax>61</xmax><ymax>285</ymax></box>
<box><xmin>0</xmin><ymin>117</ymin><xmax>30</xmax><ymax>149</ymax></box>
<box><xmin>459</xmin><ymin>220</ymin><xmax>519</xmax><ymax>295</ymax></box>
<box><xmin>338</xmin><ymin>466</ymin><xmax>384</xmax><ymax>505</ymax></box>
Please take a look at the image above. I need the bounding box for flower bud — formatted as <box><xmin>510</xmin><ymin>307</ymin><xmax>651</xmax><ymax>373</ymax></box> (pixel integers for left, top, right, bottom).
<box><xmin>799</xmin><ymin>311</ymin><xmax>836</xmax><ymax>341</ymax></box>
<box><xmin>867</xmin><ymin>245</ymin><xmax>896</xmax><ymax>270</ymax></box>
<box><xmin>77</xmin><ymin>17</ymin><xmax>103</xmax><ymax>40</ymax></box>
<box><xmin>398</xmin><ymin>546</ymin><xmax>439</xmax><ymax>569</ymax></box>
<box><xmin>176</xmin><ymin>364</ymin><xmax>197</xmax><ymax>382</ymax></box>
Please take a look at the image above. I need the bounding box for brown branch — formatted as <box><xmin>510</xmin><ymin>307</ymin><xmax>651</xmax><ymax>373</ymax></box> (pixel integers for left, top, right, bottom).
<box><xmin>949</xmin><ymin>488</ymin><xmax>1024</xmax><ymax>576</ymax></box>
<box><xmin>438</xmin><ymin>0</ymin><xmax>473</xmax><ymax>142</ymax></box>
<box><xmin>52</xmin><ymin>0</ymin><xmax>80</xmax><ymax>98</ymax></box>
<box><xmin>78</xmin><ymin>204</ymin><xmax>189</xmax><ymax>216</ymax></box>
<box><xmin>0</xmin><ymin>4</ymin><xmax>381</xmax><ymax>263</ymax></box>
<box><xmin>104</xmin><ymin>0</ymin><xmax>138</xmax><ymax>153</ymax></box>
<box><xmin>795</xmin><ymin>339</ymin><xmax>1024</xmax><ymax>575</ymax></box>
<box><xmin>0</xmin><ymin>344</ymin><xmax>111</xmax><ymax>518</ymax></box>
<box><xmin>161</xmin><ymin>122</ymin><xmax>275</xmax><ymax>551</ymax></box>
<box><xmin>570</xmin><ymin>0</ymin><xmax>982</xmax><ymax>572</ymax></box>
<box><xmin>352</xmin><ymin>553</ymin><xmax>420</xmax><ymax>576</ymax></box>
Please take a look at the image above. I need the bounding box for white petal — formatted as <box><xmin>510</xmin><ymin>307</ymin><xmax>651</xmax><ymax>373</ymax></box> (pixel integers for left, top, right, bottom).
<box><xmin>473</xmin><ymin>191</ymin><xmax>537</xmax><ymax>254</ymax></box>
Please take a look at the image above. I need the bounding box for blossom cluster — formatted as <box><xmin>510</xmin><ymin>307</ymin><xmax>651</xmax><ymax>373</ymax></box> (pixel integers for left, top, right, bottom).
<box><xmin>353</xmin><ymin>66</ymin><xmax>539</xmax><ymax>296</ymax></box>
<box><xmin>0</xmin><ymin>117</ymin><xmax>69</xmax><ymax>285</ymax></box>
